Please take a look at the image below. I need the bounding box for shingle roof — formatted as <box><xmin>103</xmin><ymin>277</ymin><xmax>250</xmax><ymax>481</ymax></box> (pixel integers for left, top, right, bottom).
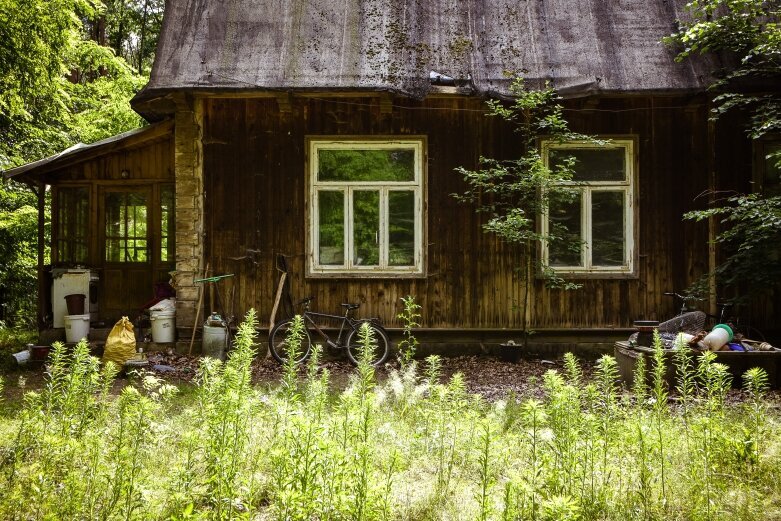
<box><xmin>134</xmin><ymin>0</ymin><xmax>719</xmax><ymax>104</ymax></box>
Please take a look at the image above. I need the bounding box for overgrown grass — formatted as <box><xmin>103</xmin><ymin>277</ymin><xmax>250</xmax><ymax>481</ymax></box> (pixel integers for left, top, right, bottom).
<box><xmin>1</xmin><ymin>310</ymin><xmax>780</xmax><ymax>520</ymax></box>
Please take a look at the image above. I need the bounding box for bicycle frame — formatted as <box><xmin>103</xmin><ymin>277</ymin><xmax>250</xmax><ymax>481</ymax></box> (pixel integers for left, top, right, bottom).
<box><xmin>299</xmin><ymin>304</ymin><xmax>362</xmax><ymax>348</ymax></box>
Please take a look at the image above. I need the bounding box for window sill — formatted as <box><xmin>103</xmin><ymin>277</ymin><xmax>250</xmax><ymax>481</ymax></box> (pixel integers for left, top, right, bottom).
<box><xmin>306</xmin><ymin>269</ymin><xmax>427</xmax><ymax>280</ymax></box>
<box><xmin>540</xmin><ymin>269</ymin><xmax>638</xmax><ymax>280</ymax></box>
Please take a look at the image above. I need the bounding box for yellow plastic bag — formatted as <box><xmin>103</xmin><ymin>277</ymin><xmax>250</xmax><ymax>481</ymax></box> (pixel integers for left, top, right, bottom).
<box><xmin>102</xmin><ymin>317</ymin><xmax>136</xmax><ymax>368</ymax></box>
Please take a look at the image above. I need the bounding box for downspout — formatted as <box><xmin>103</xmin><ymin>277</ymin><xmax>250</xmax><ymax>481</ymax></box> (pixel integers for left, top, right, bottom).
<box><xmin>707</xmin><ymin>99</ymin><xmax>717</xmax><ymax>316</ymax></box>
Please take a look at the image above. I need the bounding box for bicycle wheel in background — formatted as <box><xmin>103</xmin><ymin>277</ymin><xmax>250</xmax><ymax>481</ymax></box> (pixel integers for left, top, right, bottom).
<box><xmin>268</xmin><ymin>318</ymin><xmax>313</xmax><ymax>364</ymax></box>
<box><xmin>737</xmin><ymin>324</ymin><xmax>766</xmax><ymax>343</ymax></box>
<box><xmin>345</xmin><ymin>321</ymin><xmax>390</xmax><ymax>366</ymax></box>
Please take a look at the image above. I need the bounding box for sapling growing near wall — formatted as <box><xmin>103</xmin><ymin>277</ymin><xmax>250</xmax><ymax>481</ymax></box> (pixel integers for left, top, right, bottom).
<box><xmin>453</xmin><ymin>77</ymin><xmax>600</xmax><ymax>347</ymax></box>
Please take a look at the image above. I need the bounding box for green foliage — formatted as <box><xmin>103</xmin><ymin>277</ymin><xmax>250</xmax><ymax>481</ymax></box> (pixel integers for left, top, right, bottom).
<box><xmin>668</xmin><ymin>0</ymin><xmax>781</xmax><ymax>300</ymax></box>
<box><xmin>0</xmin><ymin>0</ymin><xmax>146</xmax><ymax>169</ymax></box>
<box><xmin>668</xmin><ymin>0</ymin><xmax>781</xmax><ymax>141</ymax></box>
<box><xmin>684</xmin><ymin>193</ymin><xmax>781</xmax><ymax>301</ymax></box>
<box><xmin>453</xmin><ymin>78</ymin><xmax>594</xmax><ymax>340</ymax></box>
<box><xmin>0</xmin><ymin>180</ymin><xmax>48</xmax><ymax>326</ymax></box>
<box><xmin>2</xmin><ymin>314</ymin><xmax>781</xmax><ymax>519</ymax></box>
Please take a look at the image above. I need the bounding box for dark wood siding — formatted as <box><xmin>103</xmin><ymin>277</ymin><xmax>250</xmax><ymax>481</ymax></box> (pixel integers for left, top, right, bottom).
<box><xmin>49</xmin><ymin>135</ymin><xmax>175</xmax><ymax>322</ymax></box>
<box><xmin>201</xmin><ymin>95</ymin><xmax>767</xmax><ymax>331</ymax></box>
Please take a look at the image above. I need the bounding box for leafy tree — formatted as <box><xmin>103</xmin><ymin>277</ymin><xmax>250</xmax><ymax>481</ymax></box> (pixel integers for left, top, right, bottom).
<box><xmin>0</xmin><ymin>181</ymin><xmax>49</xmax><ymax>326</ymax></box>
<box><xmin>453</xmin><ymin>78</ymin><xmax>594</xmax><ymax>345</ymax></box>
<box><xmin>0</xmin><ymin>0</ymin><xmax>154</xmax><ymax>326</ymax></box>
<box><xmin>667</xmin><ymin>0</ymin><xmax>781</xmax><ymax>301</ymax></box>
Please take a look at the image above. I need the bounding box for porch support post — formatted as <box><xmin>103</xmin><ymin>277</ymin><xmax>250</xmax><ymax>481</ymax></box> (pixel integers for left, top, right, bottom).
<box><xmin>36</xmin><ymin>181</ymin><xmax>46</xmax><ymax>330</ymax></box>
<box><xmin>173</xmin><ymin>94</ymin><xmax>205</xmax><ymax>334</ymax></box>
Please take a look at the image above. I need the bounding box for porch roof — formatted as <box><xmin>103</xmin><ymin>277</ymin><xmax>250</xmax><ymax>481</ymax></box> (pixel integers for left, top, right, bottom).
<box><xmin>2</xmin><ymin>121</ymin><xmax>173</xmax><ymax>184</ymax></box>
<box><xmin>133</xmin><ymin>0</ymin><xmax>722</xmax><ymax>113</ymax></box>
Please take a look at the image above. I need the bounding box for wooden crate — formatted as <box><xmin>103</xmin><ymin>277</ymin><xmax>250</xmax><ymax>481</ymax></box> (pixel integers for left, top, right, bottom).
<box><xmin>614</xmin><ymin>341</ymin><xmax>781</xmax><ymax>389</ymax></box>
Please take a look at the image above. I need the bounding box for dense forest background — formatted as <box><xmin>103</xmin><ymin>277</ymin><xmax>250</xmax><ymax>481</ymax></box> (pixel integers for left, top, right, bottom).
<box><xmin>0</xmin><ymin>0</ymin><xmax>163</xmax><ymax>326</ymax></box>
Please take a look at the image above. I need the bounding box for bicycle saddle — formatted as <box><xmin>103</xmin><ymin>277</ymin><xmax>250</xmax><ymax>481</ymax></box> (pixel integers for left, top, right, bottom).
<box><xmin>298</xmin><ymin>296</ymin><xmax>314</xmax><ymax>306</ymax></box>
<box><xmin>341</xmin><ymin>303</ymin><xmax>360</xmax><ymax>310</ymax></box>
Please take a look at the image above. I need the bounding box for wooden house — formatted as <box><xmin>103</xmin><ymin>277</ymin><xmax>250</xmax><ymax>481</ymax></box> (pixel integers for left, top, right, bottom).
<box><xmin>5</xmin><ymin>0</ymin><xmax>778</xmax><ymax>352</ymax></box>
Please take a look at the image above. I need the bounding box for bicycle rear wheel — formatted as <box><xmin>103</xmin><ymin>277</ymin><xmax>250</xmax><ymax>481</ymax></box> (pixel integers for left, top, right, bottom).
<box><xmin>269</xmin><ymin>318</ymin><xmax>312</xmax><ymax>364</ymax></box>
<box><xmin>737</xmin><ymin>324</ymin><xmax>766</xmax><ymax>343</ymax></box>
<box><xmin>345</xmin><ymin>321</ymin><xmax>390</xmax><ymax>366</ymax></box>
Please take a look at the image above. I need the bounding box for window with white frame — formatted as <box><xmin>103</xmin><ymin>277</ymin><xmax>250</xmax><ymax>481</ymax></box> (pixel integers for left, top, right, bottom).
<box><xmin>308</xmin><ymin>139</ymin><xmax>425</xmax><ymax>276</ymax></box>
<box><xmin>542</xmin><ymin>139</ymin><xmax>635</xmax><ymax>274</ymax></box>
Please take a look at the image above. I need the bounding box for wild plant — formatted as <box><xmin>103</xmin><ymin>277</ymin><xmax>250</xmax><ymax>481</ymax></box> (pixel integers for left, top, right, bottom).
<box><xmin>674</xmin><ymin>341</ymin><xmax>697</xmax><ymax>408</ymax></box>
<box><xmin>562</xmin><ymin>352</ymin><xmax>583</xmax><ymax>387</ymax></box>
<box><xmin>542</xmin><ymin>369</ymin><xmax>581</xmax><ymax>497</ymax></box>
<box><xmin>742</xmin><ymin>367</ymin><xmax>770</xmax><ymax>468</ymax></box>
<box><xmin>632</xmin><ymin>353</ymin><xmax>648</xmax><ymax>407</ymax></box>
<box><xmin>397</xmin><ymin>295</ymin><xmax>422</xmax><ymax>366</ymax></box>
<box><xmin>346</xmin><ymin>322</ymin><xmax>379</xmax><ymax>520</ymax></box>
<box><xmin>693</xmin><ymin>351</ymin><xmax>733</xmax><ymax>520</ymax></box>
<box><xmin>474</xmin><ymin>417</ymin><xmax>496</xmax><ymax>521</ymax></box>
<box><xmin>195</xmin><ymin>308</ymin><xmax>258</xmax><ymax>519</ymax></box>
<box><xmin>279</xmin><ymin>314</ymin><xmax>305</xmax><ymax>402</ymax></box>
<box><xmin>521</xmin><ymin>399</ymin><xmax>548</xmax><ymax>520</ymax></box>
<box><xmin>594</xmin><ymin>355</ymin><xmax>619</xmax><ymax>492</ymax></box>
<box><xmin>541</xmin><ymin>494</ymin><xmax>580</xmax><ymax>521</ymax></box>
<box><xmin>651</xmin><ymin>330</ymin><xmax>669</xmax><ymax>509</ymax></box>
<box><xmin>103</xmin><ymin>385</ymin><xmax>159</xmax><ymax>520</ymax></box>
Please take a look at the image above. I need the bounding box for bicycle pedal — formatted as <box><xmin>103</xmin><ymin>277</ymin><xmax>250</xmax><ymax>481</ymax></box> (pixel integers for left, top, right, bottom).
<box><xmin>326</xmin><ymin>340</ymin><xmax>340</xmax><ymax>349</ymax></box>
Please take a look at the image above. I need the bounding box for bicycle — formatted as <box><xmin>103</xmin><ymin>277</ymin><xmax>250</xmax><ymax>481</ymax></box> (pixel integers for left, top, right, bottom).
<box><xmin>663</xmin><ymin>291</ymin><xmax>766</xmax><ymax>342</ymax></box>
<box><xmin>268</xmin><ymin>296</ymin><xmax>391</xmax><ymax>366</ymax></box>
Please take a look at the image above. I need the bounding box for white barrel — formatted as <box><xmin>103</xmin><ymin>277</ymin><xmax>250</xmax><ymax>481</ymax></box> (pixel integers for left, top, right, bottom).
<box><xmin>64</xmin><ymin>314</ymin><xmax>90</xmax><ymax>343</ymax></box>
<box><xmin>700</xmin><ymin>324</ymin><xmax>734</xmax><ymax>351</ymax></box>
<box><xmin>150</xmin><ymin>310</ymin><xmax>176</xmax><ymax>343</ymax></box>
<box><xmin>202</xmin><ymin>324</ymin><xmax>228</xmax><ymax>360</ymax></box>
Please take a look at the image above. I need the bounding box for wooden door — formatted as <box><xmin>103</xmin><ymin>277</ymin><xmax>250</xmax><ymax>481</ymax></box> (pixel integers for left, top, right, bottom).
<box><xmin>99</xmin><ymin>186</ymin><xmax>154</xmax><ymax>319</ymax></box>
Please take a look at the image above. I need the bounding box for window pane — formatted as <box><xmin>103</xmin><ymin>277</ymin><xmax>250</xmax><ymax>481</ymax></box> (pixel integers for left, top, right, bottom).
<box><xmin>388</xmin><ymin>191</ymin><xmax>415</xmax><ymax>266</ymax></box>
<box><xmin>353</xmin><ymin>190</ymin><xmax>380</xmax><ymax>266</ymax></box>
<box><xmin>57</xmin><ymin>187</ymin><xmax>89</xmax><ymax>263</ymax></box>
<box><xmin>550</xmin><ymin>148</ymin><xmax>625</xmax><ymax>182</ymax></box>
<box><xmin>318</xmin><ymin>191</ymin><xmax>344</xmax><ymax>265</ymax></box>
<box><xmin>105</xmin><ymin>192</ymin><xmax>148</xmax><ymax>262</ymax></box>
<box><xmin>160</xmin><ymin>186</ymin><xmax>175</xmax><ymax>262</ymax></box>
<box><xmin>318</xmin><ymin>149</ymin><xmax>415</xmax><ymax>182</ymax></box>
<box><xmin>549</xmin><ymin>192</ymin><xmax>583</xmax><ymax>267</ymax></box>
<box><xmin>592</xmin><ymin>191</ymin><xmax>625</xmax><ymax>266</ymax></box>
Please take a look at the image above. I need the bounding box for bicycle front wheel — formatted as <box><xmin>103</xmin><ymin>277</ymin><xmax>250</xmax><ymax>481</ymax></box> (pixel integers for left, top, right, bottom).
<box><xmin>345</xmin><ymin>321</ymin><xmax>390</xmax><ymax>366</ymax></box>
<box><xmin>269</xmin><ymin>318</ymin><xmax>312</xmax><ymax>364</ymax></box>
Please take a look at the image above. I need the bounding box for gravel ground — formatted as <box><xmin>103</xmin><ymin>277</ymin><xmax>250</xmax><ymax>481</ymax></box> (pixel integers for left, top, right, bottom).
<box><xmin>4</xmin><ymin>351</ymin><xmax>780</xmax><ymax>406</ymax></box>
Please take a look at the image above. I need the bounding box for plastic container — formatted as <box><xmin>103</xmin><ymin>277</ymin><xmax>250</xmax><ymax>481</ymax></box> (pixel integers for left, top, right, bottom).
<box><xmin>64</xmin><ymin>313</ymin><xmax>90</xmax><ymax>343</ymax></box>
<box><xmin>699</xmin><ymin>324</ymin><xmax>734</xmax><ymax>351</ymax></box>
<box><xmin>11</xmin><ymin>349</ymin><xmax>30</xmax><ymax>365</ymax></box>
<box><xmin>150</xmin><ymin>309</ymin><xmax>176</xmax><ymax>343</ymax></box>
<box><xmin>202</xmin><ymin>323</ymin><xmax>228</xmax><ymax>360</ymax></box>
<box><xmin>674</xmin><ymin>332</ymin><xmax>695</xmax><ymax>348</ymax></box>
<box><xmin>64</xmin><ymin>293</ymin><xmax>86</xmax><ymax>315</ymax></box>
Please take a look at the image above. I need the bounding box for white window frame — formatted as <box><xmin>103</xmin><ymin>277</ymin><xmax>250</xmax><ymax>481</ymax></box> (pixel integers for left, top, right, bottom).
<box><xmin>541</xmin><ymin>139</ymin><xmax>636</xmax><ymax>275</ymax></box>
<box><xmin>306</xmin><ymin>137</ymin><xmax>426</xmax><ymax>278</ymax></box>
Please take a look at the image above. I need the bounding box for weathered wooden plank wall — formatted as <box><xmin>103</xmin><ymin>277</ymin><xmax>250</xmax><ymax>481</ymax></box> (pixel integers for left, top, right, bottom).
<box><xmin>199</xmin><ymin>95</ymin><xmax>750</xmax><ymax>330</ymax></box>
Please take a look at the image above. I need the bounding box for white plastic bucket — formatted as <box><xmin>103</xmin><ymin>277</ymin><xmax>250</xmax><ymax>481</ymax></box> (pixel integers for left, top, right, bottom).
<box><xmin>202</xmin><ymin>323</ymin><xmax>228</xmax><ymax>360</ymax></box>
<box><xmin>150</xmin><ymin>310</ymin><xmax>176</xmax><ymax>343</ymax></box>
<box><xmin>700</xmin><ymin>324</ymin><xmax>734</xmax><ymax>351</ymax></box>
<box><xmin>64</xmin><ymin>313</ymin><xmax>90</xmax><ymax>343</ymax></box>
<box><xmin>11</xmin><ymin>349</ymin><xmax>30</xmax><ymax>365</ymax></box>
